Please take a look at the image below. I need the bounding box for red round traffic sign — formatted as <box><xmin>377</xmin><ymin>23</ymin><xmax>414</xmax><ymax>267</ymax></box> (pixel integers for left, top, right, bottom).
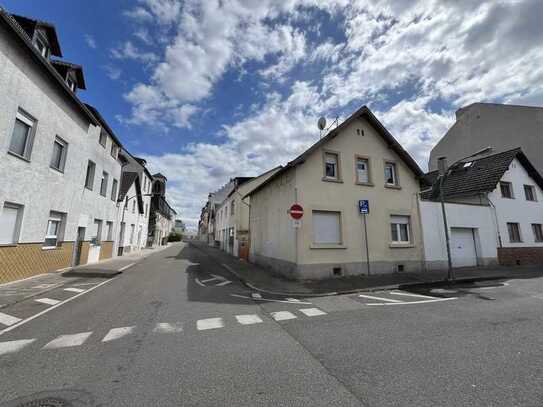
<box><xmin>289</xmin><ymin>204</ymin><xmax>304</xmax><ymax>219</ymax></box>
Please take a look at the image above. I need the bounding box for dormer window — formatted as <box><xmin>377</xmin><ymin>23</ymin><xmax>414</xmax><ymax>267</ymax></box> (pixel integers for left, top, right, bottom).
<box><xmin>66</xmin><ymin>77</ymin><xmax>76</xmax><ymax>92</ymax></box>
<box><xmin>34</xmin><ymin>34</ymin><xmax>50</xmax><ymax>59</ymax></box>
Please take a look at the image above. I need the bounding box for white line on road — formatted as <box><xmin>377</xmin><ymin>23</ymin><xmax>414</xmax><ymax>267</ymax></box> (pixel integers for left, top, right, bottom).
<box><xmin>0</xmin><ymin>312</ymin><xmax>22</xmax><ymax>326</ymax></box>
<box><xmin>118</xmin><ymin>262</ymin><xmax>136</xmax><ymax>272</ymax></box>
<box><xmin>251</xmin><ymin>293</ymin><xmax>262</xmax><ymax>299</ymax></box>
<box><xmin>34</xmin><ymin>297</ymin><xmax>61</xmax><ymax>305</ymax></box>
<box><xmin>197</xmin><ymin>318</ymin><xmax>224</xmax><ymax>330</ymax></box>
<box><xmin>200</xmin><ymin>277</ymin><xmax>221</xmax><ymax>283</ymax></box>
<box><xmin>63</xmin><ymin>287</ymin><xmax>85</xmax><ymax>293</ymax></box>
<box><xmin>271</xmin><ymin>311</ymin><xmax>297</xmax><ymax>321</ymax></box>
<box><xmin>299</xmin><ymin>308</ymin><xmax>327</xmax><ymax>317</ymax></box>
<box><xmin>366</xmin><ymin>297</ymin><xmax>458</xmax><ymax>306</ymax></box>
<box><xmin>286</xmin><ymin>298</ymin><xmax>301</xmax><ymax>302</ymax></box>
<box><xmin>0</xmin><ymin>339</ymin><xmax>36</xmax><ymax>356</ymax></box>
<box><xmin>194</xmin><ymin>278</ymin><xmax>206</xmax><ymax>287</ymax></box>
<box><xmin>43</xmin><ymin>332</ymin><xmax>92</xmax><ymax>349</ymax></box>
<box><xmin>102</xmin><ymin>326</ymin><xmax>135</xmax><ymax>342</ymax></box>
<box><xmin>215</xmin><ymin>280</ymin><xmax>232</xmax><ymax>286</ymax></box>
<box><xmin>390</xmin><ymin>291</ymin><xmax>438</xmax><ymax>299</ymax></box>
<box><xmin>358</xmin><ymin>294</ymin><xmax>404</xmax><ymax>303</ymax></box>
<box><xmin>230</xmin><ymin>294</ymin><xmax>313</xmax><ymax>305</ymax></box>
<box><xmin>0</xmin><ymin>278</ymin><xmax>116</xmax><ymax>337</ymax></box>
<box><xmin>154</xmin><ymin>322</ymin><xmax>183</xmax><ymax>333</ymax></box>
<box><xmin>235</xmin><ymin>314</ymin><xmax>263</xmax><ymax>325</ymax></box>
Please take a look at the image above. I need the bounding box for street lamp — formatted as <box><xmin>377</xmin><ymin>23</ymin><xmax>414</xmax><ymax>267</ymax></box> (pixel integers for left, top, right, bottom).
<box><xmin>438</xmin><ymin>146</ymin><xmax>492</xmax><ymax>283</ymax></box>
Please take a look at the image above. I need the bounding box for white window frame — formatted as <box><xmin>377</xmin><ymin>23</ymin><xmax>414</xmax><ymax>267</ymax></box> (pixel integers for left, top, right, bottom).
<box><xmin>110</xmin><ymin>143</ymin><xmax>118</xmax><ymax>159</ymax></box>
<box><xmin>111</xmin><ymin>179</ymin><xmax>118</xmax><ymax>201</ymax></box>
<box><xmin>384</xmin><ymin>162</ymin><xmax>398</xmax><ymax>186</ymax></box>
<box><xmin>524</xmin><ymin>185</ymin><xmax>536</xmax><ymax>201</ymax></box>
<box><xmin>355</xmin><ymin>156</ymin><xmax>371</xmax><ymax>185</ymax></box>
<box><xmin>9</xmin><ymin>109</ymin><xmax>37</xmax><ymax>160</ymax></box>
<box><xmin>130</xmin><ymin>224</ymin><xmax>135</xmax><ymax>244</ymax></box>
<box><xmin>507</xmin><ymin>222</ymin><xmax>522</xmax><ymax>243</ymax></box>
<box><xmin>390</xmin><ymin>215</ymin><xmax>411</xmax><ymax>244</ymax></box>
<box><xmin>50</xmin><ymin>136</ymin><xmax>68</xmax><ymax>172</ymax></box>
<box><xmin>0</xmin><ymin>202</ymin><xmax>24</xmax><ymax>245</ymax></box>
<box><xmin>100</xmin><ymin>171</ymin><xmax>109</xmax><ymax>197</ymax></box>
<box><xmin>323</xmin><ymin>151</ymin><xmax>340</xmax><ymax>181</ymax></box>
<box><xmin>99</xmin><ymin>131</ymin><xmax>107</xmax><ymax>148</ymax></box>
<box><xmin>34</xmin><ymin>33</ymin><xmax>49</xmax><ymax>58</ymax></box>
<box><xmin>91</xmin><ymin>219</ymin><xmax>103</xmax><ymax>245</ymax></box>
<box><xmin>43</xmin><ymin>211</ymin><xmax>64</xmax><ymax>249</ymax></box>
<box><xmin>500</xmin><ymin>181</ymin><xmax>514</xmax><ymax>199</ymax></box>
<box><xmin>85</xmin><ymin>160</ymin><xmax>96</xmax><ymax>190</ymax></box>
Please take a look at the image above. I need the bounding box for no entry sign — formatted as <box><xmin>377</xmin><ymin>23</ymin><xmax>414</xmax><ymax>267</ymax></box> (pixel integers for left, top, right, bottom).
<box><xmin>289</xmin><ymin>204</ymin><xmax>304</xmax><ymax>220</ymax></box>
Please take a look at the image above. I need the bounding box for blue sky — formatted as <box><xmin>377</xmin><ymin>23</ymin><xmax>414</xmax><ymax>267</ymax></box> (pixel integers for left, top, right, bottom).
<box><xmin>4</xmin><ymin>0</ymin><xmax>543</xmax><ymax>229</ymax></box>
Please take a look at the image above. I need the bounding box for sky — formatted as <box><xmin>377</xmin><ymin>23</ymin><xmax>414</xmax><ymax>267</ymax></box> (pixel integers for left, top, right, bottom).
<box><xmin>4</xmin><ymin>0</ymin><xmax>543</xmax><ymax>230</ymax></box>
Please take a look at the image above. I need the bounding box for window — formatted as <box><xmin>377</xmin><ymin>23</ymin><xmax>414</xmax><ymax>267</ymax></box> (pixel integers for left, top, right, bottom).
<box><xmin>323</xmin><ymin>152</ymin><xmax>339</xmax><ymax>180</ymax></box>
<box><xmin>50</xmin><ymin>136</ymin><xmax>68</xmax><ymax>172</ymax></box>
<box><xmin>500</xmin><ymin>182</ymin><xmax>513</xmax><ymax>199</ymax></box>
<box><xmin>0</xmin><ymin>203</ymin><xmax>23</xmax><ymax>245</ymax></box>
<box><xmin>91</xmin><ymin>219</ymin><xmax>103</xmax><ymax>245</ymax></box>
<box><xmin>34</xmin><ymin>35</ymin><xmax>49</xmax><ymax>58</ymax></box>
<box><xmin>130</xmin><ymin>224</ymin><xmax>135</xmax><ymax>244</ymax></box>
<box><xmin>390</xmin><ymin>215</ymin><xmax>410</xmax><ymax>243</ymax></box>
<box><xmin>507</xmin><ymin>222</ymin><xmax>521</xmax><ymax>243</ymax></box>
<box><xmin>231</xmin><ymin>200</ymin><xmax>235</xmax><ymax>216</ymax></box>
<box><xmin>85</xmin><ymin>160</ymin><xmax>96</xmax><ymax>190</ymax></box>
<box><xmin>99</xmin><ymin>131</ymin><xmax>107</xmax><ymax>148</ymax></box>
<box><xmin>384</xmin><ymin>162</ymin><xmax>398</xmax><ymax>186</ymax></box>
<box><xmin>44</xmin><ymin>211</ymin><xmax>65</xmax><ymax>248</ymax></box>
<box><xmin>111</xmin><ymin>179</ymin><xmax>118</xmax><ymax>201</ymax></box>
<box><xmin>532</xmin><ymin>224</ymin><xmax>543</xmax><ymax>242</ymax></box>
<box><xmin>145</xmin><ymin>203</ymin><xmax>148</xmax><ymax>217</ymax></box>
<box><xmin>9</xmin><ymin>109</ymin><xmax>36</xmax><ymax>160</ymax></box>
<box><xmin>100</xmin><ymin>171</ymin><xmax>109</xmax><ymax>196</ymax></box>
<box><xmin>355</xmin><ymin>157</ymin><xmax>370</xmax><ymax>184</ymax></box>
<box><xmin>312</xmin><ymin>211</ymin><xmax>342</xmax><ymax>245</ymax></box>
<box><xmin>132</xmin><ymin>200</ymin><xmax>136</xmax><ymax>214</ymax></box>
<box><xmin>66</xmin><ymin>77</ymin><xmax>76</xmax><ymax>92</ymax></box>
<box><xmin>106</xmin><ymin>221</ymin><xmax>113</xmax><ymax>241</ymax></box>
<box><xmin>111</xmin><ymin>143</ymin><xmax>118</xmax><ymax>159</ymax></box>
<box><xmin>524</xmin><ymin>185</ymin><xmax>536</xmax><ymax>201</ymax></box>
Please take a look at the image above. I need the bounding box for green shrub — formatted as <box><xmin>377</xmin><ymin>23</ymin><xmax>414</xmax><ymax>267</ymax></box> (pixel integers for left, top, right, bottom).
<box><xmin>168</xmin><ymin>232</ymin><xmax>182</xmax><ymax>242</ymax></box>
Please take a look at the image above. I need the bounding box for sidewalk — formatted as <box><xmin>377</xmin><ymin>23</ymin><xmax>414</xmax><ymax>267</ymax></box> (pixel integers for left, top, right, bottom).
<box><xmin>189</xmin><ymin>240</ymin><xmax>543</xmax><ymax>296</ymax></box>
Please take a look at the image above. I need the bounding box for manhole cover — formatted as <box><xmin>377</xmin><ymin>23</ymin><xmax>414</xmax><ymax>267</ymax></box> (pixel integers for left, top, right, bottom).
<box><xmin>16</xmin><ymin>399</ymin><xmax>69</xmax><ymax>407</ymax></box>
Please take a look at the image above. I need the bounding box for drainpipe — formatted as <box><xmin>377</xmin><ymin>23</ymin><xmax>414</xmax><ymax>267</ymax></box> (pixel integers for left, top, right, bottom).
<box><xmin>487</xmin><ymin>195</ymin><xmax>502</xmax><ymax>248</ymax></box>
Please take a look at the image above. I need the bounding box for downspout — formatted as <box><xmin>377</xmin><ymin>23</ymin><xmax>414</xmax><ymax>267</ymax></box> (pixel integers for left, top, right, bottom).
<box><xmin>487</xmin><ymin>194</ymin><xmax>502</xmax><ymax>248</ymax></box>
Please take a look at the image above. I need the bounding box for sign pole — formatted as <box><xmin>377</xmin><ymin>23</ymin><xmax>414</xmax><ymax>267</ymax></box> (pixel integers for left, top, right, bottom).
<box><xmin>294</xmin><ymin>188</ymin><xmax>298</xmax><ymax>266</ymax></box>
<box><xmin>363</xmin><ymin>213</ymin><xmax>370</xmax><ymax>275</ymax></box>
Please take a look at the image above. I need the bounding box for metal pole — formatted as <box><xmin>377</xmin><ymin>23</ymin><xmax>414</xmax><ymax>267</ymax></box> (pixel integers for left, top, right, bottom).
<box><xmin>439</xmin><ymin>175</ymin><xmax>454</xmax><ymax>281</ymax></box>
<box><xmin>363</xmin><ymin>213</ymin><xmax>370</xmax><ymax>276</ymax></box>
<box><xmin>294</xmin><ymin>188</ymin><xmax>298</xmax><ymax>266</ymax></box>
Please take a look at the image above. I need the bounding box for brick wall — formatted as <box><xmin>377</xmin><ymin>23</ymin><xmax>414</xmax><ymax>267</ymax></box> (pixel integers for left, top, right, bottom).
<box><xmin>0</xmin><ymin>242</ymin><xmax>74</xmax><ymax>284</ymax></box>
<box><xmin>498</xmin><ymin>247</ymin><xmax>543</xmax><ymax>266</ymax></box>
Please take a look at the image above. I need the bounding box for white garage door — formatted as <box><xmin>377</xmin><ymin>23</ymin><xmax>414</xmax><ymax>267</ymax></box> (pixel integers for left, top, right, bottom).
<box><xmin>451</xmin><ymin>228</ymin><xmax>477</xmax><ymax>268</ymax></box>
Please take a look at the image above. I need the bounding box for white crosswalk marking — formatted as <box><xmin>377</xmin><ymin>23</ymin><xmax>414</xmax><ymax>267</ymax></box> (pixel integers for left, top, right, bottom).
<box><xmin>43</xmin><ymin>332</ymin><xmax>92</xmax><ymax>349</ymax></box>
<box><xmin>0</xmin><ymin>339</ymin><xmax>35</xmax><ymax>356</ymax></box>
<box><xmin>102</xmin><ymin>326</ymin><xmax>135</xmax><ymax>342</ymax></box>
<box><xmin>271</xmin><ymin>311</ymin><xmax>297</xmax><ymax>321</ymax></box>
<box><xmin>358</xmin><ymin>294</ymin><xmax>403</xmax><ymax>303</ymax></box>
<box><xmin>64</xmin><ymin>287</ymin><xmax>85</xmax><ymax>293</ymax></box>
<box><xmin>35</xmin><ymin>297</ymin><xmax>61</xmax><ymax>305</ymax></box>
<box><xmin>390</xmin><ymin>291</ymin><xmax>437</xmax><ymax>299</ymax></box>
<box><xmin>197</xmin><ymin>318</ymin><xmax>224</xmax><ymax>330</ymax></box>
<box><xmin>0</xmin><ymin>312</ymin><xmax>22</xmax><ymax>326</ymax></box>
<box><xmin>299</xmin><ymin>308</ymin><xmax>327</xmax><ymax>317</ymax></box>
<box><xmin>154</xmin><ymin>322</ymin><xmax>183</xmax><ymax>333</ymax></box>
<box><xmin>235</xmin><ymin>314</ymin><xmax>263</xmax><ymax>325</ymax></box>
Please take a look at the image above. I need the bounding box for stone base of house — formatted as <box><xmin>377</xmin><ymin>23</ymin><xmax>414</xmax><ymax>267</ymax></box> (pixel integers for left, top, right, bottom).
<box><xmin>0</xmin><ymin>241</ymin><xmax>74</xmax><ymax>284</ymax></box>
<box><xmin>250</xmin><ymin>253</ymin><xmax>423</xmax><ymax>280</ymax></box>
<box><xmin>498</xmin><ymin>247</ymin><xmax>543</xmax><ymax>266</ymax></box>
<box><xmin>424</xmin><ymin>257</ymin><xmax>498</xmax><ymax>271</ymax></box>
<box><xmin>99</xmin><ymin>241</ymin><xmax>114</xmax><ymax>260</ymax></box>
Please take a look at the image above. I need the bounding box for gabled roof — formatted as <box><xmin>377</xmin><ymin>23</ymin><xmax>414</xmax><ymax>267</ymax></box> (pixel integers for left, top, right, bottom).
<box><xmin>50</xmin><ymin>59</ymin><xmax>86</xmax><ymax>89</ymax></box>
<box><xmin>421</xmin><ymin>148</ymin><xmax>543</xmax><ymax>200</ymax></box>
<box><xmin>11</xmin><ymin>13</ymin><xmax>62</xmax><ymax>57</ymax></box>
<box><xmin>118</xmin><ymin>172</ymin><xmax>144</xmax><ymax>214</ymax></box>
<box><xmin>153</xmin><ymin>173</ymin><xmax>167</xmax><ymax>181</ymax></box>
<box><xmin>247</xmin><ymin>105</ymin><xmax>424</xmax><ymax>197</ymax></box>
<box><xmin>83</xmin><ymin>104</ymin><xmax>123</xmax><ymax>148</ymax></box>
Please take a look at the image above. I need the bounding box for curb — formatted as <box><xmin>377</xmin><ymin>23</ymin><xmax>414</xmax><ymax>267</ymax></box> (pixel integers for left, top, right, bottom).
<box><xmin>61</xmin><ymin>270</ymin><xmax>122</xmax><ymax>279</ymax></box>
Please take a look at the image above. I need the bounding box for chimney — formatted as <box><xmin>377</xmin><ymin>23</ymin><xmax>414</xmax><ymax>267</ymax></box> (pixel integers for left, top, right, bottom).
<box><xmin>437</xmin><ymin>156</ymin><xmax>448</xmax><ymax>176</ymax></box>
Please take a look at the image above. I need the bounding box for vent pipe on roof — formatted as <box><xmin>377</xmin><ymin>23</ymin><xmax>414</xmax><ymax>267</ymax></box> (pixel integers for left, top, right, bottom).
<box><xmin>437</xmin><ymin>157</ymin><xmax>448</xmax><ymax>176</ymax></box>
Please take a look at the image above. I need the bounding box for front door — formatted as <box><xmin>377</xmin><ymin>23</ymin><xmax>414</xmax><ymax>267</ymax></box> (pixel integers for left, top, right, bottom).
<box><xmin>118</xmin><ymin>222</ymin><xmax>126</xmax><ymax>256</ymax></box>
<box><xmin>73</xmin><ymin>227</ymin><xmax>85</xmax><ymax>266</ymax></box>
<box><xmin>451</xmin><ymin>228</ymin><xmax>478</xmax><ymax>268</ymax></box>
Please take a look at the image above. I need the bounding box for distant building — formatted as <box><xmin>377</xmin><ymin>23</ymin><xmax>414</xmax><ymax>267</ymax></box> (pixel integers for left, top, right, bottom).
<box><xmin>148</xmin><ymin>173</ymin><xmax>176</xmax><ymax>247</ymax></box>
<box><xmin>174</xmin><ymin>219</ymin><xmax>186</xmax><ymax>234</ymax></box>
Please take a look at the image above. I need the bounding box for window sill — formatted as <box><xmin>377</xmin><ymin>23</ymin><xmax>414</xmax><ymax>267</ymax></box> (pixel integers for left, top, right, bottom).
<box><xmin>310</xmin><ymin>244</ymin><xmax>347</xmax><ymax>250</ymax></box>
<box><xmin>389</xmin><ymin>243</ymin><xmax>414</xmax><ymax>249</ymax></box>
<box><xmin>7</xmin><ymin>150</ymin><xmax>31</xmax><ymax>163</ymax></box>
<box><xmin>49</xmin><ymin>166</ymin><xmax>64</xmax><ymax>174</ymax></box>
<box><xmin>42</xmin><ymin>246</ymin><xmax>59</xmax><ymax>251</ymax></box>
<box><xmin>0</xmin><ymin>243</ymin><xmax>18</xmax><ymax>247</ymax></box>
<box><xmin>322</xmin><ymin>177</ymin><xmax>343</xmax><ymax>183</ymax></box>
<box><xmin>84</xmin><ymin>186</ymin><xmax>93</xmax><ymax>191</ymax></box>
<box><xmin>356</xmin><ymin>181</ymin><xmax>374</xmax><ymax>187</ymax></box>
<box><xmin>385</xmin><ymin>184</ymin><xmax>401</xmax><ymax>190</ymax></box>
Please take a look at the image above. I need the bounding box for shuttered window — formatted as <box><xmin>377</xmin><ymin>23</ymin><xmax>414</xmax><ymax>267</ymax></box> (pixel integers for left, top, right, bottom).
<box><xmin>312</xmin><ymin>211</ymin><xmax>341</xmax><ymax>244</ymax></box>
<box><xmin>0</xmin><ymin>203</ymin><xmax>23</xmax><ymax>245</ymax></box>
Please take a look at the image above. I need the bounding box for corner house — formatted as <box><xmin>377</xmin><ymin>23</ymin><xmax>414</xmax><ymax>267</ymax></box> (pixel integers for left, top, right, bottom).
<box><xmin>246</xmin><ymin>105</ymin><xmax>425</xmax><ymax>280</ymax></box>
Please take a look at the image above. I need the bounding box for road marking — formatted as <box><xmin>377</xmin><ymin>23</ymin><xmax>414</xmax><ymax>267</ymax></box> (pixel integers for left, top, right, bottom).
<box><xmin>286</xmin><ymin>298</ymin><xmax>301</xmax><ymax>302</ymax></box>
<box><xmin>34</xmin><ymin>297</ymin><xmax>61</xmax><ymax>305</ymax></box>
<box><xmin>197</xmin><ymin>318</ymin><xmax>224</xmax><ymax>330</ymax></box>
<box><xmin>358</xmin><ymin>294</ymin><xmax>403</xmax><ymax>303</ymax></box>
<box><xmin>195</xmin><ymin>278</ymin><xmax>206</xmax><ymax>287</ymax></box>
<box><xmin>32</xmin><ymin>283</ymin><xmax>59</xmax><ymax>289</ymax></box>
<box><xmin>0</xmin><ymin>339</ymin><xmax>36</xmax><ymax>356</ymax></box>
<box><xmin>118</xmin><ymin>262</ymin><xmax>136</xmax><ymax>272</ymax></box>
<box><xmin>230</xmin><ymin>294</ymin><xmax>313</xmax><ymax>305</ymax></box>
<box><xmin>102</xmin><ymin>326</ymin><xmax>135</xmax><ymax>342</ymax></box>
<box><xmin>366</xmin><ymin>297</ymin><xmax>458</xmax><ymax>306</ymax></box>
<box><xmin>252</xmin><ymin>293</ymin><xmax>262</xmax><ymax>299</ymax></box>
<box><xmin>154</xmin><ymin>322</ymin><xmax>183</xmax><ymax>333</ymax></box>
<box><xmin>299</xmin><ymin>308</ymin><xmax>327</xmax><ymax>317</ymax></box>
<box><xmin>0</xmin><ymin>312</ymin><xmax>22</xmax><ymax>326</ymax></box>
<box><xmin>390</xmin><ymin>291</ymin><xmax>438</xmax><ymax>299</ymax></box>
<box><xmin>215</xmin><ymin>280</ymin><xmax>232</xmax><ymax>286</ymax></box>
<box><xmin>235</xmin><ymin>314</ymin><xmax>263</xmax><ymax>325</ymax></box>
<box><xmin>271</xmin><ymin>311</ymin><xmax>297</xmax><ymax>321</ymax></box>
<box><xmin>0</xmin><ymin>278</ymin><xmax>116</xmax><ymax>337</ymax></box>
<box><xmin>64</xmin><ymin>287</ymin><xmax>85</xmax><ymax>293</ymax></box>
<box><xmin>43</xmin><ymin>332</ymin><xmax>92</xmax><ymax>349</ymax></box>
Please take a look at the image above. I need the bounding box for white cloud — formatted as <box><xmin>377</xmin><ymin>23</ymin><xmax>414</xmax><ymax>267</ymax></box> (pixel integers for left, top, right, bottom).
<box><xmin>84</xmin><ymin>34</ymin><xmax>96</xmax><ymax>49</ymax></box>
<box><xmin>111</xmin><ymin>41</ymin><xmax>158</xmax><ymax>63</ymax></box>
<box><xmin>103</xmin><ymin>65</ymin><xmax>122</xmax><ymax>80</ymax></box>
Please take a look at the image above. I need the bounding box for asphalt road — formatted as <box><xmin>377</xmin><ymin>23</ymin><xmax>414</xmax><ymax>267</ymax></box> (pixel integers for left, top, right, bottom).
<box><xmin>1</xmin><ymin>242</ymin><xmax>543</xmax><ymax>406</ymax></box>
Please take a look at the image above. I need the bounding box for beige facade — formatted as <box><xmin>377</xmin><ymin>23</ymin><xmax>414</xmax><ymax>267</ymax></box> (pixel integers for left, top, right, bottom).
<box><xmin>248</xmin><ymin>107</ymin><xmax>425</xmax><ymax>280</ymax></box>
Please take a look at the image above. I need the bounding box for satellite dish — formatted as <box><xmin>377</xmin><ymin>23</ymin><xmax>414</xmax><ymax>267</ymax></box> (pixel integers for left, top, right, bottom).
<box><xmin>317</xmin><ymin>117</ymin><xmax>327</xmax><ymax>130</ymax></box>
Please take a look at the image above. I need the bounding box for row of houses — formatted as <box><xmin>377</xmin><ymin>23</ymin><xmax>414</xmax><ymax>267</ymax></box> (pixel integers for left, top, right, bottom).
<box><xmin>199</xmin><ymin>103</ymin><xmax>543</xmax><ymax>280</ymax></box>
<box><xmin>0</xmin><ymin>9</ymin><xmax>177</xmax><ymax>284</ymax></box>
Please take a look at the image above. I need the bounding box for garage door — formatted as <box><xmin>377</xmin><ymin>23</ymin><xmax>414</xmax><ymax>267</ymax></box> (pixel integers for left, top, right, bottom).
<box><xmin>451</xmin><ymin>228</ymin><xmax>477</xmax><ymax>268</ymax></box>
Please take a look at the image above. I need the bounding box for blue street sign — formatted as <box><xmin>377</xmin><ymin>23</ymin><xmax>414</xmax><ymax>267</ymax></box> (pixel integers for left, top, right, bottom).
<box><xmin>358</xmin><ymin>199</ymin><xmax>369</xmax><ymax>214</ymax></box>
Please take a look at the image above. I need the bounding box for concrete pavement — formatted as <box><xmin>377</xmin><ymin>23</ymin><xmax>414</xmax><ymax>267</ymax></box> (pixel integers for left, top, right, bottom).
<box><xmin>1</xmin><ymin>242</ymin><xmax>543</xmax><ymax>406</ymax></box>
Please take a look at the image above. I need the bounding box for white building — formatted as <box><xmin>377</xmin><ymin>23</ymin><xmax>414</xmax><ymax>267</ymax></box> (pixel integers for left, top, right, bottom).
<box><xmin>420</xmin><ymin>148</ymin><xmax>543</xmax><ymax>269</ymax></box>
<box><xmin>148</xmin><ymin>173</ymin><xmax>176</xmax><ymax>247</ymax></box>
